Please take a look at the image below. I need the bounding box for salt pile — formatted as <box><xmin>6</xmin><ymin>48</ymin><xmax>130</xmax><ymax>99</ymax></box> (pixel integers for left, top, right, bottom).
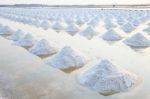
<box><xmin>102</xmin><ymin>29</ymin><xmax>122</xmax><ymax>41</ymax></box>
<box><xmin>0</xmin><ymin>26</ymin><xmax>13</xmax><ymax>35</ymax></box>
<box><xmin>80</xmin><ymin>26</ymin><xmax>98</xmax><ymax>40</ymax></box>
<box><xmin>143</xmin><ymin>26</ymin><xmax>150</xmax><ymax>35</ymax></box>
<box><xmin>8</xmin><ymin>29</ymin><xmax>25</xmax><ymax>41</ymax></box>
<box><xmin>87</xmin><ymin>18</ymin><xmax>100</xmax><ymax>27</ymax></box>
<box><xmin>16</xmin><ymin>33</ymin><xmax>35</xmax><ymax>48</ymax></box>
<box><xmin>65</xmin><ymin>18</ymin><xmax>76</xmax><ymax>24</ymax></box>
<box><xmin>0</xmin><ymin>26</ymin><xmax>4</xmax><ymax>32</ymax></box>
<box><xmin>116</xmin><ymin>17</ymin><xmax>126</xmax><ymax>26</ymax></box>
<box><xmin>29</xmin><ymin>39</ymin><xmax>57</xmax><ymax>57</ymax></box>
<box><xmin>40</xmin><ymin>20</ymin><xmax>50</xmax><ymax>30</ymax></box>
<box><xmin>121</xmin><ymin>23</ymin><xmax>135</xmax><ymax>33</ymax></box>
<box><xmin>52</xmin><ymin>21</ymin><xmax>64</xmax><ymax>32</ymax></box>
<box><xmin>46</xmin><ymin>46</ymin><xmax>87</xmax><ymax>70</ymax></box>
<box><xmin>78</xmin><ymin>59</ymin><xmax>138</xmax><ymax>95</ymax></box>
<box><xmin>29</xmin><ymin>18</ymin><xmax>37</xmax><ymax>25</ymax></box>
<box><xmin>104</xmin><ymin>19</ymin><xmax>116</xmax><ymax>30</ymax></box>
<box><xmin>65</xmin><ymin>23</ymin><xmax>80</xmax><ymax>36</ymax></box>
<box><xmin>131</xmin><ymin>19</ymin><xmax>140</xmax><ymax>27</ymax></box>
<box><xmin>76</xmin><ymin>18</ymin><xmax>85</xmax><ymax>26</ymax></box>
<box><xmin>123</xmin><ymin>33</ymin><xmax>150</xmax><ymax>48</ymax></box>
<box><xmin>33</xmin><ymin>19</ymin><xmax>43</xmax><ymax>28</ymax></box>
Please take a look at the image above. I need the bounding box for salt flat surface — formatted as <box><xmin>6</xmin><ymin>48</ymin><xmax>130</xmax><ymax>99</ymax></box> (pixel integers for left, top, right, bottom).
<box><xmin>0</xmin><ymin>8</ymin><xmax>150</xmax><ymax>99</ymax></box>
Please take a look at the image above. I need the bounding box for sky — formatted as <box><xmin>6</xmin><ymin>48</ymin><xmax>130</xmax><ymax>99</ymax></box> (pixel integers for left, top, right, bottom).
<box><xmin>0</xmin><ymin>0</ymin><xmax>150</xmax><ymax>5</ymax></box>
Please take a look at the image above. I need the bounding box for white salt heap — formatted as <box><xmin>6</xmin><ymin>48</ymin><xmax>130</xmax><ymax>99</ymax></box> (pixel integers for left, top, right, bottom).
<box><xmin>123</xmin><ymin>33</ymin><xmax>150</xmax><ymax>48</ymax></box>
<box><xmin>104</xmin><ymin>19</ymin><xmax>116</xmax><ymax>30</ymax></box>
<box><xmin>102</xmin><ymin>29</ymin><xmax>122</xmax><ymax>41</ymax></box>
<box><xmin>40</xmin><ymin>20</ymin><xmax>50</xmax><ymax>30</ymax></box>
<box><xmin>121</xmin><ymin>22</ymin><xmax>135</xmax><ymax>33</ymax></box>
<box><xmin>46</xmin><ymin>46</ymin><xmax>87</xmax><ymax>69</ymax></box>
<box><xmin>87</xmin><ymin>18</ymin><xmax>100</xmax><ymax>27</ymax></box>
<box><xmin>143</xmin><ymin>26</ymin><xmax>150</xmax><ymax>35</ymax></box>
<box><xmin>65</xmin><ymin>23</ymin><xmax>80</xmax><ymax>36</ymax></box>
<box><xmin>16</xmin><ymin>33</ymin><xmax>35</xmax><ymax>48</ymax></box>
<box><xmin>78</xmin><ymin>59</ymin><xmax>138</xmax><ymax>95</ymax></box>
<box><xmin>52</xmin><ymin>21</ymin><xmax>64</xmax><ymax>32</ymax></box>
<box><xmin>80</xmin><ymin>26</ymin><xmax>98</xmax><ymax>40</ymax></box>
<box><xmin>29</xmin><ymin>18</ymin><xmax>37</xmax><ymax>25</ymax></box>
<box><xmin>29</xmin><ymin>39</ymin><xmax>57</xmax><ymax>56</ymax></box>
<box><xmin>76</xmin><ymin>18</ymin><xmax>85</xmax><ymax>26</ymax></box>
<box><xmin>131</xmin><ymin>19</ymin><xmax>140</xmax><ymax>27</ymax></box>
<box><xmin>8</xmin><ymin>29</ymin><xmax>25</xmax><ymax>41</ymax></box>
<box><xmin>116</xmin><ymin>17</ymin><xmax>126</xmax><ymax>26</ymax></box>
<box><xmin>0</xmin><ymin>26</ymin><xmax>13</xmax><ymax>35</ymax></box>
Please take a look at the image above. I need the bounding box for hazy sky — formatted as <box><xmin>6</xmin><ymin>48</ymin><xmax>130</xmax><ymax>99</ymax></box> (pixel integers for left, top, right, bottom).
<box><xmin>0</xmin><ymin>0</ymin><xmax>150</xmax><ymax>5</ymax></box>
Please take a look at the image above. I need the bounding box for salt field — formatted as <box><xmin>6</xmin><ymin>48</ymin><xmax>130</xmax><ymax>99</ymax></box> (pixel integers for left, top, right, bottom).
<box><xmin>0</xmin><ymin>7</ymin><xmax>150</xmax><ymax>99</ymax></box>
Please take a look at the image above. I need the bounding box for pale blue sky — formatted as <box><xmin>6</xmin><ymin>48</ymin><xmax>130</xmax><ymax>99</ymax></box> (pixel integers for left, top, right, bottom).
<box><xmin>0</xmin><ymin>0</ymin><xmax>149</xmax><ymax>5</ymax></box>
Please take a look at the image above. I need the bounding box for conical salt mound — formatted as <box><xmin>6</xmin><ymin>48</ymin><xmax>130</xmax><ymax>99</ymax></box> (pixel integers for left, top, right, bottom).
<box><xmin>0</xmin><ymin>26</ymin><xmax>13</xmax><ymax>35</ymax></box>
<box><xmin>65</xmin><ymin>23</ymin><xmax>80</xmax><ymax>36</ymax></box>
<box><xmin>16</xmin><ymin>33</ymin><xmax>35</xmax><ymax>48</ymax></box>
<box><xmin>52</xmin><ymin>21</ymin><xmax>64</xmax><ymax>31</ymax></box>
<box><xmin>121</xmin><ymin>23</ymin><xmax>135</xmax><ymax>33</ymax></box>
<box><xmin>47</xmin><ymin>46</ymin><xmax>87</xmax><ymax>70</ymax></box>
<box><xmin>8</xmin><ymin>29</ymin><xmax>25</xmax><ymax>41</ymax></box>
<box><xmin>76</xmin><ymin>18</ymin><xmax>85</xmax><ymax>26</ymax></box>
<box><xmin>131</xmin><ymin>19</ymin><xmax>140</xmax><ymax>27</ymax></box>
<box><xmin>117</xmin><ymin>17</ymin><xmax>126</xmax><ymax>26</ymax></box>
<box><xmin>87</xmin><ymin>18</ymin><xmax>100</xmax><ymax>27</ymax></box>
<box><xmin>78</xmin><ymin>59</ymin><xmax>138</xmax><ymax>95</ymax></box>
<box><xmin>0</xmin><ymin>26</ymin><xmax>5</xmax><ymax>33</ymax></box>
<box><xmin>123</xmin><ymin>33</ymin><xmax>150</xmax><ymax>48</ymax></box>
<box><xmin>29</xmin><ymin>39</ymin><xmax>57</xmax><ymax>57</ymax></box>
<box><xmin>104</xmin><ymin>20</ymin><xmax>116</xmax><ymax>30</ymax></box>
<box><xmin>40</xmin><ymin>20</ymin><xmax>50</xmax><ymax>30</ymax></box>
<box><xmin>143</xmin><ymin>26</ymin><xmax>150</xmax><ymax>35</ymax></box>
<box><xmin>102</xmin><ymin>29</ymin><xmax>122</xmax><ymax>41</ymax></box>
<box><xmin>33</xmin><ymin>19</ymin><xmax>43</xmax><ymax>28</ymax></box>
<box><xmin>80</xmin><ymin>26</ymin><xmax>98</xmax><ymax>40</ymax></box>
